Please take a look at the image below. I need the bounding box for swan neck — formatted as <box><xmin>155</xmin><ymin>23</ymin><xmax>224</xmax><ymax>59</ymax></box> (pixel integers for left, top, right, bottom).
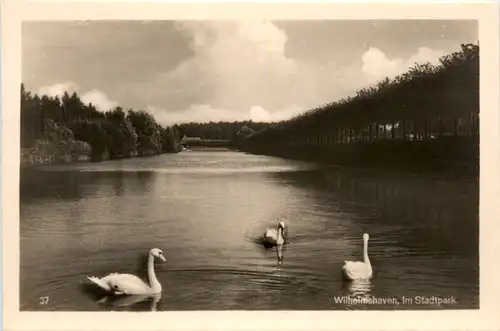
<box><xmin>363</xmin><ymin>238</ymin><xmax>370</xmax><ymax>264</ymax></box>
<box><xmin>148</xmin><ymin>254</ymin><xmax>161</xmax><ymax>293</ymax></box>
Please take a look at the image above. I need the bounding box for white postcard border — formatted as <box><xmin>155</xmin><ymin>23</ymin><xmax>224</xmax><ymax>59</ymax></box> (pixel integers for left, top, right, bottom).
<box><xmin>2</xmin><ymin>1</ymin><xmax>499</xmax><ymax>331</ymax></box>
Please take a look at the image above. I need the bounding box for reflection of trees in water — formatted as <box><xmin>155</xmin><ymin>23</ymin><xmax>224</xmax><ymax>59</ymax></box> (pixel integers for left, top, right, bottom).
<box><xmin>110</xmin><ymin>171</ymin><xmax>125</xmax><ymax>196</ymax></box>
<box><xmin>132</xmin><ymin>171</ymin><xmax>156</xmax><ymax>194</ymax></box>
<box><xmin>20</xmin><ymin>169</ymin><xmax>156</xmax><ymax>202</ymax></box>
<box><xmin>322</xmin><ymin>171</ymin><xmax>477</xmax><ymax>226</ymax></box>
<box><xmin>21</xmin><ymin>170</ymin><xmax>88</xmax><ymax>201</ymax></box>
<box><xmin>271</xmin><ymin>169</ymin><xmax>478</xmax><ymax>256</ymax></box>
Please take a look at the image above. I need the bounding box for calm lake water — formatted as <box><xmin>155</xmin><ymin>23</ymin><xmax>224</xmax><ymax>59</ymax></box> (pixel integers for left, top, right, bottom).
<box><xmin>20</xmin><ymin>149</ymin><xmax>479</xmax><ymax>311</ymax></box>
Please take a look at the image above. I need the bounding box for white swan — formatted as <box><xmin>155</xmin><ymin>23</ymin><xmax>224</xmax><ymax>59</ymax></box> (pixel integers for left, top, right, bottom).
<box><xmin>342</xmin><ymin>233</ymin><xmax>373</xmax><ymax>280</ymax></box>
<box><xmin>264</xmin><ymin>219</ymin><xmax>285</xmax><ymax>246</ymax></box>
<box><xmin>87</xmin><ymin>248</ymin><xmax>166</xmax><ymax>295</ymax></box>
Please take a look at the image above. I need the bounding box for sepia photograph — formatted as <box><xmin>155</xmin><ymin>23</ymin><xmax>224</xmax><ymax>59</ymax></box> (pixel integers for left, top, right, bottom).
<box><xmin>3</xmin><ymin>1</ymin><xmax>500</xmax><ymax>331</ymax></box>
<box><xmin>19</xmin><ymin>18</ymin><xmax>480</xmax><ymax>311</ymax></box>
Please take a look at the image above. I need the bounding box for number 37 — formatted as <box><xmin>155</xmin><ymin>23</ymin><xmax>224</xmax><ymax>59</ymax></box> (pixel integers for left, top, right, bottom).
<box><xmin>39</xmin><ymin>296</ymin><xmax>49</xmax><ymax>305</ymax></box>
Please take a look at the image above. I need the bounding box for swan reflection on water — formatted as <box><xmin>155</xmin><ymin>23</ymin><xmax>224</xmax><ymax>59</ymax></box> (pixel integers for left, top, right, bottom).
<box><xmin>251</xmin><ymin>235</ymin><xmax>288</xmax><ymax>266</ymax></box>
<box><xmin>251</xmin><ymin>218</ymin><xmax>289</xmax><ymax>265</ymax></box>
<box><xmin>275</xmin><ymin>244</ymin><xmax>285</xmax><ymax>265</ymax></box>
<box><xmin>97</xmin><ymin>293</ymin><xmax>162</xmax><ymax>311</ymax></box>
<box><xmin>345</xmin><ymin>279</ymin><xmax>373</xmax><ymax>299</ymax></box>
<box><xmin>251</xmin><ymin>236</ymin><xmax>287</xmax><ymax>265</ymax></box>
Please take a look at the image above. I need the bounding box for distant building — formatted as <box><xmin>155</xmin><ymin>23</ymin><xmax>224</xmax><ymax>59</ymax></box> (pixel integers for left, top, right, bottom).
<box><xmin>180</xmin><ymin>135</ymin><xmax>202</xmax><ymax>145</ymax></box>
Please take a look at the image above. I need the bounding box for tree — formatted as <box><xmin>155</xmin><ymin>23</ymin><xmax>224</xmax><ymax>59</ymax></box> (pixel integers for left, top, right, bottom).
<box><xmin>105</xmin><ymin>107</ymin><xmax>138</xmax><ymax>158</ymax></box>
<box><xmin>20</xmin><ymin>84</ymin><xmax>182</xmax><ymax>164</ymax></box>
<box><xmin>127</xmin><ymin>110</ymin><xmax>162</xmax><ymax>156</ymax></box>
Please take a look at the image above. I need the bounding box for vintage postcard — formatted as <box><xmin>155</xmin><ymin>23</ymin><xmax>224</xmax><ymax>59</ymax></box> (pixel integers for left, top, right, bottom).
<box><xmin>2</xmin><ymin>1</ymin><xmax>500</xmax><ymax>331</ymax></box>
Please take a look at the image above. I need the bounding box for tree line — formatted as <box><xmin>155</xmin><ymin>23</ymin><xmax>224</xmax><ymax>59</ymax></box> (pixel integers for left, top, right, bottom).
<box><xmin>20</xmin><ymin>84</ymin><xmax>272</xmax><ymax>165</ymax></box>
<box><xmin>176</xmin><ymin>121</ymin><xmax>271</xmax><ymax>142</ymax></box>
<box><xmin>238</xmin><ymin>43</ymin><xmax>479</xmax><ymax>172</ymax></box>
<box><xmin>21</xmin><ymin>84</ymin><xmax>182</xmax><ymax>164</ymax></box>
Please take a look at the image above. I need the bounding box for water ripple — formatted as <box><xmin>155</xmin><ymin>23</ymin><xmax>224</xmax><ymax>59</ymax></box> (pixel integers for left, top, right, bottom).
<box><xmin>20</xmin><ymin>151</ymin><xmax>479</xmax><ymax>311</ymax></box>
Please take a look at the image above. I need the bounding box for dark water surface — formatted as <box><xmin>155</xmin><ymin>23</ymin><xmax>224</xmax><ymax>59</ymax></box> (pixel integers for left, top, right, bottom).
<box><xmin>20</xmin><ymin>150</ymin><xmax>479</xmax><ymax>311</ymax></box>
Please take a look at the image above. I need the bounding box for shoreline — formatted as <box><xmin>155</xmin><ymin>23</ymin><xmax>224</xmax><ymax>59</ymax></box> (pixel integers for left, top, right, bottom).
<box><xmin>235</xmin><ymin>141</ymin><xmax>479</xmax><ymax>178</ymax></box>
<box><xmin>20</xmin><ymin>149</ymin><xmax>181</xmax><ymax>169</ymax></box>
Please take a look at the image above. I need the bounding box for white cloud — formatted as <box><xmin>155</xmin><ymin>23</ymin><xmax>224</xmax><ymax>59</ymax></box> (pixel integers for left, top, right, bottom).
<box><xmin>37</xmin><ymin>81</ymin><xmax>79</xmax><ymax>98</ymax></box>
<box><xmin>249</xmin><ymin>106</ymin><xmax>274</xmax><ymax>123</ymax></box>
<box><xmin>80</xmin><ymin>89</ymin><xmax>118</xmax><ymax>111</ymax></box>
<box><xmin>144</xmin><ymin>21</ymin><xmax>446</xmax><ymax>123</ymax></box>
<box><xmin>36</xmin><ymin>22</ymin><xmax>447</xmax><ymax>124</ymax></box>
<box><xmin>361</xmin><ymin>46</ymin><xmax>445</xmax><ymax>83</ymax></box>
<box><xmin>407</xmin><ymin>46</ymin><xmax>446</xmax><ymax>67</ymax></box>
<box><xmin>361</xmin><ymin>48</ymin><xmax>403</xmax><ymax>81</ymax></box>
<box><xmin>147</xmin><ymin>104</ymin><xmax>240</xmax><ymax>124</ymax></box>
<box><xmin>162</xmin><ymin>21</ymin><xmax>298</xmax><ymax>112</ymax></box>
<box><xmin>146</xmin><ymin>104</ymin><xmax>303</xmax><ymax>125</ymax></box>
<box><xmin>249</xmin><ymin>105</ymin><xmax>303</xmax><ymax>123</ymax></box>
<box><xmin>36</xmin><ymin>83</ymin><xmax>118</xmax><ymax>112</ymax></box>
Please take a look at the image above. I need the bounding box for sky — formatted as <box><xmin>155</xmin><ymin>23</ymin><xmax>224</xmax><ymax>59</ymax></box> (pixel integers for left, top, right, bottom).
<box><xmin>22</xmin><ymin>20</ymin><xmax>478</xmax><ymax>125</ymax></box>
